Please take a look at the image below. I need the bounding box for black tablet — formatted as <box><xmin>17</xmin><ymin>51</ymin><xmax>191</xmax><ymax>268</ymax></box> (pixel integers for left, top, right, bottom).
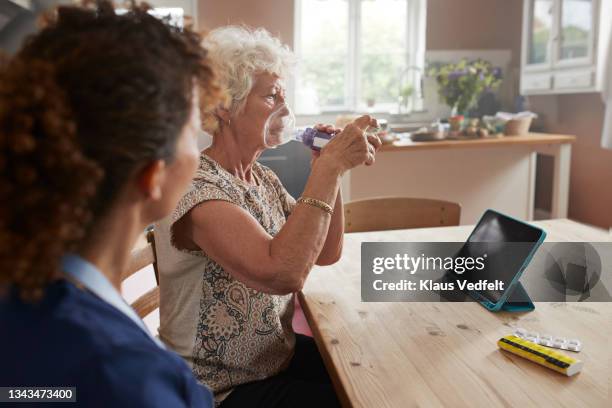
<box><xmin>448</xmin><ymin>209</ymin><xmax>546</xmax><ymax>311</ymax></box>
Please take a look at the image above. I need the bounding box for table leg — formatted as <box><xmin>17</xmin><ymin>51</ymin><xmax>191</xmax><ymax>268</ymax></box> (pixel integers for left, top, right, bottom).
<box><xmin>551</xmin><ymin>144</ymin><xmax>571</xmax><ymax>219</ymax></box>
<box><xmin>534</xmin><ymin>143</ymin><xmax>571</xmax><ymax>219</ymax></box>
<box><xmin>527</xmin><ymin>150</ymin><xmax>537</xmax><ymax>220</ymax></box>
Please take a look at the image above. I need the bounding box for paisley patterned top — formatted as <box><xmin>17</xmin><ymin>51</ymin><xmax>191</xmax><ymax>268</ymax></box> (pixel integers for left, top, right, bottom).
<box><xmin>155</xmin><ymin>154</ymin><xmax>296</xmax><ymax>404</ymax></box>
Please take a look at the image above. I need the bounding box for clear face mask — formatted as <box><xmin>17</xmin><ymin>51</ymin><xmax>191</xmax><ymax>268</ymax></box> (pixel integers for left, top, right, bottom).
<box><xmin>263</xmin><ymin>103</ymin><xmax>379</xmax><ymax>151</ymax></box>
<box><xmin>263</xmin><ymin>103</ymin><xmax>296</xmax><ymax>148</ymax></box>
<box><xmin>263</xmin><ymin>103</ymin><xmax>337</xmax><ymax>151</ymax></box>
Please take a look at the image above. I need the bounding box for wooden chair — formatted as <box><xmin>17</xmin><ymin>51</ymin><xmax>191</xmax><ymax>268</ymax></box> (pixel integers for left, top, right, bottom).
<box><xmin>344</xmin><ymin>197</ymin><xmax>461</xmax><ymax>233</ymax></box>
<box><xmin>122</xmin><ymin>227</ymin><xmax>160</xmax><ymax>319</ymax></box>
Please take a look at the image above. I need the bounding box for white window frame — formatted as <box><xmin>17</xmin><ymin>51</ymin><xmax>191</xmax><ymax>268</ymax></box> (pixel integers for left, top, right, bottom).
<box><xmin>293</xmin><ymin>0</ymin><xmax>427</xmax><ymax>114</ymax></box>
<box><xmin>118</xmin><ymin>0</ymin><xmax>198</xmax><ymax>28</ymax></box>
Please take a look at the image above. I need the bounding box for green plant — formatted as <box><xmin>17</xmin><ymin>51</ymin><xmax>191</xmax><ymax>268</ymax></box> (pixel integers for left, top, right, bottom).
<box><xmin>400</xmin><ymin>84</ymin><xmax>414</xmax><ymax>99</ymax></box>
<box><xmin>428</xmin><ymin>59</ymin><xmax>502</xmax><ymax>115</ymax></box>
<box><xmin>398</xmin><ymin>84</ymin><xmax>414</xmax><ymax>110</ymax></box>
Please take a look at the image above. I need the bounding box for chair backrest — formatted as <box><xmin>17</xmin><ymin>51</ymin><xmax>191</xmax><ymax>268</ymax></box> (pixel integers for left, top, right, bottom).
<box><xmin>122</xmin><ymin>227</ymin><xmax>159</xmax><ymax>319</ymax></box>
<box><xmin>344</xmin><ymin>197</ymin><xmax>461</xmax><ymax>233</ymax></box>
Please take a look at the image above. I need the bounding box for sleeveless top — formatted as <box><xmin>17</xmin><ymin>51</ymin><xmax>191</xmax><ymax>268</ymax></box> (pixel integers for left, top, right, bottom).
<box><xmin>155</xmin><ymin>153</ymin><xmax>296</xmax><ymax>403</ymax></box>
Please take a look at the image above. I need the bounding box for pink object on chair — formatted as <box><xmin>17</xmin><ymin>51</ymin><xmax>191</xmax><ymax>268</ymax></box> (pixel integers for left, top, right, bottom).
<box><xmin>292</xmin><ymin>295</ymin><xmax>313</xmax><ymax>337</ymax></box>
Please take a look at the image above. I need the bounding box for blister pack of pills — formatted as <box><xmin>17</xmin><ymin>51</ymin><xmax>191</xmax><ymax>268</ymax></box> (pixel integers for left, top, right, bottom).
<box><xmin>513</xmin><ymin>327</ymin><xmax>582</xmax><ymax>352</ymax></box>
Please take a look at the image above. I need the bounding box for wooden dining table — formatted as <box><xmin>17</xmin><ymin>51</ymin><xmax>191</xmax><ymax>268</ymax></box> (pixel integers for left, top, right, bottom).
<box><xmin>300</xmin><ymin>219</ymin><xmax>611</xmax><ymax>408</ymax></box>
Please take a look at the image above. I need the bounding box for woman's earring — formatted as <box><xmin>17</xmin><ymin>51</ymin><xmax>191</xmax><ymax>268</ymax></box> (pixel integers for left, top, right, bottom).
<box><xmin>227</xmin><ymin>119</ymin><xmax>231</xmax><ymax>127</ymax></box>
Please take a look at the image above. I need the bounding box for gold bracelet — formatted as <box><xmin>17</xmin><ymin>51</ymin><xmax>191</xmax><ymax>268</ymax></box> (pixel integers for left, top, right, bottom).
<box><xmin>297</xmin><ymin>196</ymin><xmax>333</xmax><ymax>215</ymax></box>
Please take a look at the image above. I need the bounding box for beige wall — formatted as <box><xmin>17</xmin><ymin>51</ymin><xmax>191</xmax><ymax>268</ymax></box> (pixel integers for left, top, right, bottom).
<box><xmin>530</xmin><ymin>95</ymin><xmax>612</xmax><ymax>228</ymax></box>
<box><xmin>426</xmin><ymin>0</ymin><xmax>523</xmax><ymax>67</ymax></box>
<box><xmin>198</xmin><ymin>0</ymin><xmax>294</xmax><ymax>46</ymax></box>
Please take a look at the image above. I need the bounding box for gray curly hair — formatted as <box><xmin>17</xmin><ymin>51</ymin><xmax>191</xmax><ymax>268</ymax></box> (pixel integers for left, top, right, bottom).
<box><xmin>201</xmin><ymin>26</ymin><xmax>296</xmax><ymax>134</ymax></box>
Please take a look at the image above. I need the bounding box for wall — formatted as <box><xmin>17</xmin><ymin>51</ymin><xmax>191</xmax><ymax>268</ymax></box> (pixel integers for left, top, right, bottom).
<box><xmin>530</xmin><ymin>95</ymin><xmax>612</xmax><ymax>228</ymax></box>
<box><xmin>198</xmin><ymin>0</ymin><xmax>294</xmax><ymax>45</ymax></box>
<box><xmin>426</xmin><ymin>0</ymin><xmax>523</xmax><ymax>68</ymax></box>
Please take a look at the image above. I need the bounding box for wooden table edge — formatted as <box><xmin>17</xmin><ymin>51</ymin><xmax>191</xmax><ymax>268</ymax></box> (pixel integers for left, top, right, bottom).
<box><xmin>298</xmin><ymin>291</ymin><xmax>354</xmax><ymax>408</ymax></box>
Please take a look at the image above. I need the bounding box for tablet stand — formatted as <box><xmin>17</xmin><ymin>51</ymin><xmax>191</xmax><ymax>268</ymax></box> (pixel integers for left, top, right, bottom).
<box><xmin>501</xmin><ymin>281</ymin><xmax>535</xmax><ymax>312</ymax></box>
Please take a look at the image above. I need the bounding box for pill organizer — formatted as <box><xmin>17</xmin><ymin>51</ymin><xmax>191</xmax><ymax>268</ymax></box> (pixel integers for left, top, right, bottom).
<box><xmin>498</xmin><ymin>335</ymin><xmax>583</xmax><ymax>376</ymax></box>
<box><xmin>512</xmin><ymin>327</ymin><xmax>582</xmax><ymax>352</ymax></box>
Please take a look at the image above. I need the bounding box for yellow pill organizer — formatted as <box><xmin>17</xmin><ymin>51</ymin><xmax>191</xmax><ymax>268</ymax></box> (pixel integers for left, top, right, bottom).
<box><xmin>497</xmin><ymin>335</ymin><xmax>583</xmax><ymax>376</ymax></box>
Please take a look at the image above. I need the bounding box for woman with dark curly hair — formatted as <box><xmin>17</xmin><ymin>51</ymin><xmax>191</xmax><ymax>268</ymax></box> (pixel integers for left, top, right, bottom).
<box><xmin>0</xmin><ymin>1</ymin><xmax>220</xmax><ymax>406</ymax></box>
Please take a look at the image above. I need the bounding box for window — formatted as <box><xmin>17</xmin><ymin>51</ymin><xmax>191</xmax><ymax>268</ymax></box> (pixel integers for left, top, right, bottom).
<box><xmin>116</xmin><ymin>7</ymin><xmax>185</xmax><ymax>27</ymax></box>
<box><xmin>148</xmin><ymin>7</ymin><xmax>185</xmax><ymax>27</ymax></box>
<box><xmin>116</xmin><ymin>0</ymin><xmax>196</xmax><ymax>28</ymax></box>
<box><xmin>294</xmin><ymin>0</ymin><xmax>426</xmax><ymax>114</ymax></box>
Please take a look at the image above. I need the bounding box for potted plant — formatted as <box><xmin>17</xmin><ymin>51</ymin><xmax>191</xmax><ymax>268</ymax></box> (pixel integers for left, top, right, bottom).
<box><xmin>428</xmin><ymin>59</ymin><xmax>502</xmax><ymax>117</ymax></box>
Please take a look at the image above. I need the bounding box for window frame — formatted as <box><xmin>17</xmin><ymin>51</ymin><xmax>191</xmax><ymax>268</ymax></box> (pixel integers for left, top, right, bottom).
<box><xmin>122</xmin><ymin>0</ymin><xmax>198</xmax><ymax>28</ymax></box>
<box><xmin>293</xmin><ymin>0</ymin><xmax>427</xmax><ymax>115</ymax></box>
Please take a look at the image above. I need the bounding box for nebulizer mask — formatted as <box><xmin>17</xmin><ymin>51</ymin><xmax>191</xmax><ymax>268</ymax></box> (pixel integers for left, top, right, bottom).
<box><xmin>263</xmin><ymin>103</ymin><xmax>336</xmax><ymax>151</ymax></box>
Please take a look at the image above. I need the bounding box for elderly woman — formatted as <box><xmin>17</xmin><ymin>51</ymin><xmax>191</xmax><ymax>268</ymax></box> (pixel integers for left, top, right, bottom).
<box><xmin>155</xmin><ymin>26</ymin><xmax>381</xmax><ymax>407</ymax></box>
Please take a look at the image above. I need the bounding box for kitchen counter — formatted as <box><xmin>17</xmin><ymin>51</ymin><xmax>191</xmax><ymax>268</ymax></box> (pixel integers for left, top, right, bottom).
<box><xmin>381</xmin><ymin>132</ymin><xmax>575</xmax><ymax>152</ymax></box>
<box><xmin>344</xmin><ymin>132</ymin><xmax>574</xmax><ymax>224</ymax></box>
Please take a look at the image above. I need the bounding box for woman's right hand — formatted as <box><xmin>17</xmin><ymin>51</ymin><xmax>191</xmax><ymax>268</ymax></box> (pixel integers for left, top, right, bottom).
<box><xmin>319</xmin><ymin>115</ymin><xmax>381</xmax><ymax>174</ymax></box>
